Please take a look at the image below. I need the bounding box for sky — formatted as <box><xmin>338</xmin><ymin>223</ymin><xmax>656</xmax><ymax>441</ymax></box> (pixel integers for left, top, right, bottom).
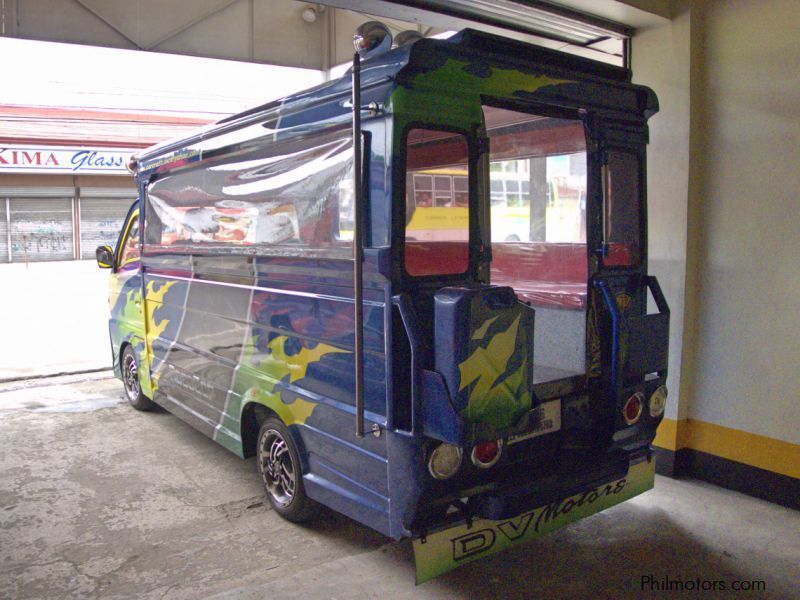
<box><xmin>0</xmin><ymin>37</ymin><xmax>325</xmax><ymax>117</ymax></box>
<box><xmin>0</xmin><ymin>29</ymin><xmax>461</xmax><ymax>118</ymax></box>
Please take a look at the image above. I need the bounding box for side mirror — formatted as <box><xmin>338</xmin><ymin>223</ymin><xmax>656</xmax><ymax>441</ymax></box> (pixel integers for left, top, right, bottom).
<box><xmin>96</xmin><ymin>245</ymin><xmax>115</xmax><ymax>269</ymax></box>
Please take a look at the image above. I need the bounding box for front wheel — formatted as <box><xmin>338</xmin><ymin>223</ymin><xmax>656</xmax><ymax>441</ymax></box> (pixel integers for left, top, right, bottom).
<box><xmin>121</xmin><ymin>345</ymin><xmax>155</xmax><ymax>411</ymax></box>
<box><xmin>257</xmin><ymin>417</ymin><xmax>319</xmax><ymax>522</ymax></box>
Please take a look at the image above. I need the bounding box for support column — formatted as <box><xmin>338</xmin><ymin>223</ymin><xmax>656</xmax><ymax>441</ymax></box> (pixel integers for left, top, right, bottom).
<box><xmin>529</xmin><ymin>157</ymin><xmax>547</xmax><ymax>242</ymax></box>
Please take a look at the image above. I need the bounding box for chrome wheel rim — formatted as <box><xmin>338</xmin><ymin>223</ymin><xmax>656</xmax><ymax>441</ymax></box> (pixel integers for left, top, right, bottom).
<box><xmin>123</xmin><ymin>352</ymin><xmax>140</xmax><ymax>402</ymax></box>
<box><xmin>258</xmin><ymin>428</ymin><xmax>296</xmax><ymax>507</ymax></box>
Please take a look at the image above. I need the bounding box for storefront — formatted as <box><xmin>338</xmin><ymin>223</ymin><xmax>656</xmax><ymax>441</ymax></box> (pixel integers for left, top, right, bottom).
<box><xmin>0</xmin><ymin>105</ymin><xmax>212</xmax><ymax>262</ymax></box>
<box><xmin>0</xmin><ymin>146</ymin><xmax>138</xmax><ymax>262</ymax></box>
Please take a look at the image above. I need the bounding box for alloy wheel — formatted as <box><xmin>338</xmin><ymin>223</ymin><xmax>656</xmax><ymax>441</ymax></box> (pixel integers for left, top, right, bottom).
<box><xmin>123</xmin><ymin>352</ymin><xmax>140</xmax><ymax>402</ymax></box>
<box><xmin>259</xmin><ymin>428</ymin><xmax>296</xmax><ymax>507</ymax></box>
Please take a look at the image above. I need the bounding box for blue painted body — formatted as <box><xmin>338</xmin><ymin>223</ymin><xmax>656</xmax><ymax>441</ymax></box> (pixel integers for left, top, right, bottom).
<box><xmin>104</xmin><ymin>29</ymin><xmax>669</xmax><ymax>542</ymax></box>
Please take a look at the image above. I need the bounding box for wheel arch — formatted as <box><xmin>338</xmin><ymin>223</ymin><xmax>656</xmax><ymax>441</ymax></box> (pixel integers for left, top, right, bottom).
<box><xmin>117</xmin><ymin>339</ymin><xmax>130</xmax><ymax>374</ymax></box>
<box><xmin>119</xmin><ymin>337</ymin><xmax>153</xmax><ymax>398</ymax></box>
<box><xmin>241</xmin><ymin>402</ymin><xmax>275</xmax><ymax>458</ymax></box>
<box><xmin>118</xmin><ymin>339</ymin><xmax>138</xmax><ymax>382</ymax></box>
<box><xmin>241</xmin><ymin>400</ymin><xmax>311</xmax><ymax>472</ymax></box>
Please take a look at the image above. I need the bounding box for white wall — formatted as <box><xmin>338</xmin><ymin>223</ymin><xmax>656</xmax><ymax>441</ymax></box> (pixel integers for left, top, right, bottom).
<box><xmin>634</xmin><ymin>0</ymin><xmax>800</xmax><ymax>446</ymax></box>
<box><xmin>684</xmin><ymin>0</ymin><xmax>800</xmax><ymax>444</ymax></box>
<box><xmin>632</xmin><ymin>7</ymin><xmax>691</xmax><ymax>422</ymax></box>
<box><xmin>0</xmin><ymin>261</ymin><xmax>112</xmax><ymax>380</ymax></box>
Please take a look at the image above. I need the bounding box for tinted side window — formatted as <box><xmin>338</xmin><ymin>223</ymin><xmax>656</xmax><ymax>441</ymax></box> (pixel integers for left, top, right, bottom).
<box><xmin>118</xmin><ymin>215</ymin><xmax>140</xmax><ymax>270</ymax></box>
<box><xmin>144</xmin><ymin>128</ymin><xmax>354</xmax><ymax>255</ymax></box>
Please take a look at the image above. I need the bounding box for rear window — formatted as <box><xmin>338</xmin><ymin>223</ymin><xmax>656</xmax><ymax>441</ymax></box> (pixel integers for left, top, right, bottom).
<box><xmin>603</xmin><ymin>150</ymin><xmax>642</xmax><ymax>267</ymax></box>
<box><xmin>404</xmin><ymin>128</ymin><xmax>470</xmax><ymax>277</ymax></box>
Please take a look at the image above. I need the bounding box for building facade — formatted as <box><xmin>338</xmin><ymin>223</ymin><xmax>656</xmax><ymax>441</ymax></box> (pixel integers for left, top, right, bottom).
<box><xmin>0</xmin><ymin>105</ymin><xmax>213</xmax><ymax>262</ymax></box>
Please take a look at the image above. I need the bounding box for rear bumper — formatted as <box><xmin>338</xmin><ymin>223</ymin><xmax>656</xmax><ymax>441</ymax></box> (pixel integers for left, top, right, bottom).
<box><xmin>412</xmin><ymin>449</ymin><xmax>655</xmax><ymax>583</ymax></box>
<box><xmin>472</xmin><ymin>449</ymin><xmax>633</xmax><ymax>521</ymax></box>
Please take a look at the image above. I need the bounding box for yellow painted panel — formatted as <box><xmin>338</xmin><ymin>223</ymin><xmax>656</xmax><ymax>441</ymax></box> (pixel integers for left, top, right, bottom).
<box><xmin>653</xmin><ymin>418</ymin><xmax>800</xmax><ymax>480</ymax></box>
<box><xmin>688</xmin><ymin>420</ymin><xmax>800</xmax><ymax>480</ymax></box>
<box><xmin>407</xmin><ymin>206</ymin><xmax>468</xmax><ymax>231</ymax></box>
<box><xmin>653</xmin><ymin>417</ymin><xmax>679</xmax><ymax>450</ymax></box>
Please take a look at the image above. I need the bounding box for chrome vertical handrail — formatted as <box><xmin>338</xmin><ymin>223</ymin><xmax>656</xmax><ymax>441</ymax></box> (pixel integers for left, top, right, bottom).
<box><xmin>352</xmin><ymin>52</ymin><xmax>365</xmax><ymax>438</ymax></box>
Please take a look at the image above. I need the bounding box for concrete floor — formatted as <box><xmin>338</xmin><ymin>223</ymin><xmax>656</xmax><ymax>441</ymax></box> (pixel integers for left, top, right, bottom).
<box><xmin>1</xmin><ymin>374</ymin><xmax>798</xmax><ymax>600</ymax></box>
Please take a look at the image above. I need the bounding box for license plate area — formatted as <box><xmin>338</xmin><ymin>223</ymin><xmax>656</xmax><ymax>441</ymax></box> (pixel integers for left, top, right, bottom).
<box><xmin>507</xmin><ymin>399</ymin><xmax>561</xmax><ymax>445</ymax></box>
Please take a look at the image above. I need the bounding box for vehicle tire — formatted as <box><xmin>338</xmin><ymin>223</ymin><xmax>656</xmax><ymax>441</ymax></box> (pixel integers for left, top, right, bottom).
<box><xmin>121</xmin><ymin>345</ymin><xmax>155</xmax><ymax>411</ymax></box>
<box><xmin>257</xmin><ymin>417</ymin><xmax>320</xmax><ymax>523</ymax></box>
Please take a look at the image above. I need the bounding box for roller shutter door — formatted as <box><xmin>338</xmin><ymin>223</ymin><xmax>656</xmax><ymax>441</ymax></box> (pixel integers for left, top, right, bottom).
<box><xmin>0</xmin><ymin>201</ymin><xmax>7</xmax><ymax>263</ymax></box>
<box><xmin>9</xmin><ymin>198</ymin><xmax>74</xmax><ymax>262</ymax></box>
<box><xmin>79</xmin><ymin>197</ymin><xmax>135</xmax><ymax>259</ymax></box>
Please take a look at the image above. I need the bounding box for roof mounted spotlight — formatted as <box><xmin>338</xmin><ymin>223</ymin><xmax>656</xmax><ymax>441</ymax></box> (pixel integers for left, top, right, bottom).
<box><xmin>394</xmin><ymin>30</ymin><xmax>424</xmax><ymax>48</ymax></box>
<box><xmin>126</xmin><ymin>154</ymin><xmax>138</xmax><ymax>174</ymax></box>
<box><xmin>353</xmin><ymin>21</ymin><xmax>392</xmax><ymax>59</ymax></box>
<box><xmin>301</xmin><ymin>6</ymin><xmax>317</xmax><ymax>23</ymax></box>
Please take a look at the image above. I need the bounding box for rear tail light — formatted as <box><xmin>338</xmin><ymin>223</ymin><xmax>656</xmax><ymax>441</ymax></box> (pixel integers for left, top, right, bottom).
<box><xmin>471</xmin><ymin>439</ymin><xmax>503</xmax><ymax>469</ymax></box>
<box><xmin>623</xmin><ymin>392</ymin><xmax>644</xmax><ymax>425</ymax></box>
<box><xmin>649</xmin><ymin>385</ymin><xmax>668</xmax><ymax>417</ymax></box>
<box><xmin>428</xmin><ymin>443</ymin><xmax>463</xmax><ymax>480</ymax></box>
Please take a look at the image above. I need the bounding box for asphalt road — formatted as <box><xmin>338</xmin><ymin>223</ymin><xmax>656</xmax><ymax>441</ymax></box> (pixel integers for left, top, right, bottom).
<box><xmin>1</xmin><ymin>373</ymin><xmax>797</xmax><ymax>599</ymax></box>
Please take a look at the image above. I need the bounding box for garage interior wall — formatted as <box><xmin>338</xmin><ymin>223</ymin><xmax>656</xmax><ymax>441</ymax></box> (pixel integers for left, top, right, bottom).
<box><xmin>634</xmin><ymin>0</ymin><xmax>799</xmax><ymax>508</ymax></box>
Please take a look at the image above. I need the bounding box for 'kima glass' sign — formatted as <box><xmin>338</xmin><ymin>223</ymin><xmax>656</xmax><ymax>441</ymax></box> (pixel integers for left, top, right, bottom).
<box><xmin>0</xmin><ymin>146</ymin><xmax>134</xmax><ymax>174</ymax></box>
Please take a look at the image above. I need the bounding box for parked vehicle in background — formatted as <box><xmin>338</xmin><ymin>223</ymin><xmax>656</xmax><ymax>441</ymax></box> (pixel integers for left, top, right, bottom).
<box><xmin>97</xmin><ymin>26</ymin><xmax>669</xmax><ymax>582</ymax></box>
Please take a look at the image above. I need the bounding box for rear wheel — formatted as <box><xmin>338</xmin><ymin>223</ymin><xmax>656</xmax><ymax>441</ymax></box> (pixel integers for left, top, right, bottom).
<box><xmin>121</xmin><ymin>345</ymin><xmax>155</xmax><ymax>411</ymax></box>
<box><xmin>257</xmin><ymin>417</ymin><xmax>319</xmax><ymax>522</ymax></box>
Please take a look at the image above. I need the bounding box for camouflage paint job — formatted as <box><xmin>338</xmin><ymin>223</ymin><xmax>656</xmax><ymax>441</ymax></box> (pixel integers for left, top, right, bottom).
<box><xmin>458</xmin><ymin>312</ymin><xmax>530</xmax><ymax>429</ymax></box>
<box><xmin>121</xmin><ymin>252</ymin><xmax>393</xmax><ymax>533</ymax></box>
<box><xmin>107</xmin><ymin>207</ymin><xmax>148</xmax><ymax>396</ymax></box>
<box><xmin>434</xmin><ymin>286</ymin><xmax>535</xmax><ymax>434</ymax></box>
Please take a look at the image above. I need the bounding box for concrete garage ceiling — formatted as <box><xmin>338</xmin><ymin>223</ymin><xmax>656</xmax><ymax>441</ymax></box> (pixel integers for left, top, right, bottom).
<box><xmin>0</xmin><ymin>0</ymin><xmax>671</xmax><ymax>71</ymax></box>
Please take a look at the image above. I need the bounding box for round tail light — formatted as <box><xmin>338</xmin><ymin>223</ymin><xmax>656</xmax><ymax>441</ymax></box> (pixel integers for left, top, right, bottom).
<box><xmin>623</xmin><ymin>392</ymin><xmax>644</xmax><ymax>425</ymax></box>
<box><xmin>428</xmin><ymin>443</ymin><xmax>463</xmax><ymax>480</ymax></box>
<box><xmin>649</xmin><ymin>385</ymin><xmax>668</xmax><ymax>417</ymax></box>
<box><xmin>471</xmin><ymin>439</ymin><xmax>503</xmax><ymax>469</ymax></box>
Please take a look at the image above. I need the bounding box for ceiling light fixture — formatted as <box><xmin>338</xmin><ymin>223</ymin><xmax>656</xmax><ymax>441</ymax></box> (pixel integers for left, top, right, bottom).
<box><xmin>301</xmin><ymin>7</ymin><xmax>317</xmax><ymax>23</ymax></box>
